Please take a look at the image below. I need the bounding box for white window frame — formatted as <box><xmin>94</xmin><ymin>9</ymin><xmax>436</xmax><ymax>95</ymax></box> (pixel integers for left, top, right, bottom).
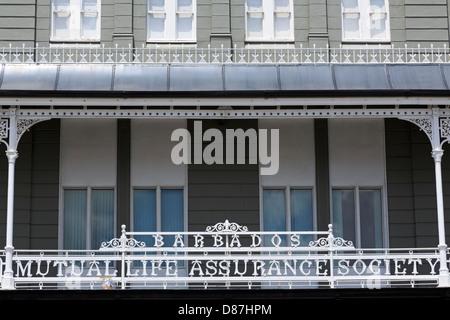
<box><xmin>147</xmin><ymin>0</ymin><xmax>197</xmax><ymax>43</ymax></box>
<box><xmin>331</xmin><ymin>186</ymin><xmax>386</xmax><ymax>248</ymax></box>
<box><xmin>131</xmin><ymin>186</ymin><xmax>187</xmax><ymax>233</ymax></box>
<box><xmin>341</xmin><ymin>0</ymin><xmax>391</xmax><ymax>43</ymax></box>
<box><xmin>245</xmin><ymin>0</ymin><xmax>294</xmax><ymax>42</ymax></box>
<box><xmin>50</xmin><ymin>0</ymin><xmax>101</xmax><ymax>42</ymax></box>
<box><xmin>60</xmin><ymin>186</ymin><xmax>116</xmax><ymax>250</ymax></box>
<box><xmin>260</xmin><ymin>186</ymin><xmax>316</xmax><ymax>232</ymax></box>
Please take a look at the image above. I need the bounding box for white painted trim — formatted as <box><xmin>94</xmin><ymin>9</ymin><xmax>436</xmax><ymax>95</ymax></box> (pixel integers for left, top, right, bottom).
<box><xmin>341</xmin><ymin>0</ymin><xmax>391</xmax><ymax>43</ymax></box>
<box><xmin>329</xmin><ymin>185</ymin><xmax>386</xmax><ymax>248</ymax></box>
<box><xmin>59</xmin><ymin>186</ymin><xmax>117</xmax><ymax>250</ymax></box>
<box><xmin>0</xmin><ymin>98</ymin><xmax>446</xmax><ymax>109</ymax></box>
<box><xmin>328</xmin><ymin>185</ymin><xmax>388</xmax><ymax>247</ymax></box>
<box><xmin>147</xmin><ymin>0</ymin><xmax>197</xmax><ymax>42</ymax></box>
<box><xmin>245</xmin><ymin>0</ymin><xmax>294</xmax><ymax>42</ymax></box>
<box><xmin>50</xmin><ymin>0</ymin><xmax>101</xmax><ymax>42</ymax></box>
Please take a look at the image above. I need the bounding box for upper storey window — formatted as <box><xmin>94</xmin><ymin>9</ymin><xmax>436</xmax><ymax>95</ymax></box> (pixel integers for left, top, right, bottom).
<box><xmin>245</xmin><ymin>0</ymin><xmax>294</xmax><ymax>42</ymax></box>
<box><xmin>147</xmin><ymin>0</ymin><xmax>197</xmax><ymax>42</ymax></box>
<box><xmin>341</xmin><ymin>0</ymin><xmax>390</xmax><ymax>42</ymax></box>
<box><xmin>51</xmin><ymin>0</ymin><xmax>101</xmax><ymax>42</ymax></box>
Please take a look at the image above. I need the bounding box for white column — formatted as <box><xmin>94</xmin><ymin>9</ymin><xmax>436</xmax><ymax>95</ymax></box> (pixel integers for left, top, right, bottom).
<box><xmin>432</xmin><ymin>149</ymin><xmax>450</xmax><ymax>286</ymax></box>
<box><xmin>431</xmin><ymin>110</ymin><xmax>450</xmax><ymax>287</ymax></box>
<box><xmin>2</xmin><ymin>114</ymin><xmax>17</xmax><ymax>290</ymax></box>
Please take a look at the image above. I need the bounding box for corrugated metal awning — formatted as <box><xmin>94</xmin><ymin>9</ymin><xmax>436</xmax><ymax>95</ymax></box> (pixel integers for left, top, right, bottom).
<box><xmin>0</xmin><ymin>64</ymin><xmax>449</xmax><ymax>95</ymax></box>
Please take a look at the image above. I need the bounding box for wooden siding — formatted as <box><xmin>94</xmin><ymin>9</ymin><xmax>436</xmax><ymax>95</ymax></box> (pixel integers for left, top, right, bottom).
<box><xmin>0</xmin><ymin>0</ymin><xmax>36</xmax><ymax>47</ymax></box>
<box><xmin>385</xmin><ymin>118</ymin><xmax>417</xmax><ymax>248</ymax></box>
<box><xmin>404</xmin><ymin>0</ymin><xmax>450</xmax><ymax>46</ymax></box>
<box><xmin>187</xmin><ymin>120</ymin><xmax>260</xmax><ymax>232</ymax></box>
<box><xmin>315</xmin><ymin>119</ymin><xmax>330</xmax><ymax>232</ymax></box>
<box><xmin>116</xmin><ymin>119</ymin><xmax>130</xmax><ymax>237</ymax></box>
<box><xmin>2</xmin><ymin>1</ymin><xmax>450</xmax><ymax>47</ymax></box>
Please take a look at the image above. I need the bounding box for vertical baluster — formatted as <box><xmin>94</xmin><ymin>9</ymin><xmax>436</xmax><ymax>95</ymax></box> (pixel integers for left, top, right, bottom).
<box><xmin>443</xmin><ymin>43</ymin><xmax>447</xmax><ymax>63</ymax></box>
<box><xmin>431</xmin><ymin>44</ymin><xmax>434</xmax><ymax>63</ymax></box>
<box><xmin>418</xmin><ymin>44</ymin><xmax>421</xmax><ymax>63</ymax></box>
<box><xmin>182</xmin><ymin>43</ymin><xmax>184</xmax><ymax>63</ymax></box>
<box><xmin>391</xmin><ymin>44</ymin><xmax>394</xmax><ymax>64</ymax></box>
<box><xmin>300</xmin><ymin>44</ymin><xmax>303</xmax><ymax>64</ymax></box>
<box><xmin>366</xmin><ymin>44</ymin><xmax>369</xmax><ymax>64</ymax></box>
<box><xmin>313</xmin><ymin>44</ymin><xmax>316</xmax><ymax>64</ymax></box>
<box><xmin>405</xmin><ymin>43</ymin><xmax>408</xmax><ymax>63</ymax></box>
<box><xmin>328</xmin><ymin>224</ymin><xmax>335</xmax><ymax>289</ymax></box>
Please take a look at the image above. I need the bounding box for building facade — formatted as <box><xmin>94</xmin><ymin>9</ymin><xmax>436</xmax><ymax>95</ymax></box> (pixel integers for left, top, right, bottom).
<box><xmin>0</xmin><ymin>0</ymin><xmax>450</xmax><ymax>296</ymax></box>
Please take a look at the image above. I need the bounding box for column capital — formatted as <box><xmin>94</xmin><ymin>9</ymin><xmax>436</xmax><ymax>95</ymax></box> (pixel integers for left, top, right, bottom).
<box><xmin>5</xmin><ymin>150</ymin><xmax>18</xmax><ymax>162</ymax></box>
<box><xmin>432</xmin><ymin>148</ymin><xmax>444</xmax><ymax>162</ymax></box>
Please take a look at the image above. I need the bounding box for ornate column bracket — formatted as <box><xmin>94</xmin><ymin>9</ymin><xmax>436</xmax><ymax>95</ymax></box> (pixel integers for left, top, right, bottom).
<box><xmin>0</xmin><ymin>119</ymin><xmax>8</xmax><ymax>146</ymax></box>
<box><xmin>0</xmin><ymin>117</ymin><xmax>50</xmax><ymax>149</ymax></box>
<box><xmin>399</xmin><ymin>117</ymin><xmax>433</xmax><ymax>144</ymax></box>
<box><xmin>399</xmin><ymin>116</ymin><xmax>450</xmax><ymax>149</ymax></box>
<box><xmin>16</xmin><ymin>118</ymin><xmax>50</xmax><ymax>143</ymax></box>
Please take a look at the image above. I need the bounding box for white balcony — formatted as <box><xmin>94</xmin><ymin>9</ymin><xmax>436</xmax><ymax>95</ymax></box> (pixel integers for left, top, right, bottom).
<box><xmin>2</xmin><ymin>220</ymin><xmax>446</xmax><ymax>291</ymax></box>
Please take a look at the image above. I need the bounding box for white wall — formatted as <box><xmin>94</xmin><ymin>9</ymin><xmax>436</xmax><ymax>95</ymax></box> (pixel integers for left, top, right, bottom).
<box><xmin>328</xmin><ymin>119</ymin><xmax>386</xmax><ymax>187</ymax></box>
<box><xmin>130</xmin><ymin>119</ymin><xmax>187</xmax><ymax>187</ymax></box>
<box><xmin>60</xmin><ymin>119</ymin><xmax>117</xmax><ymax>187</ymax></box>
<box><xmin>259</xmin><ymin>119</ymin><xmax>316</xmax><ymax>187</ymax></box>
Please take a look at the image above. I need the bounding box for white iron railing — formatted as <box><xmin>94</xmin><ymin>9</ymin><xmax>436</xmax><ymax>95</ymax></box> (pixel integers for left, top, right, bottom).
<box><xmin>0</xmin><ymin>221</ymin><xmax>445</xmax><ymax>290</ymax></box>
<box><xmin>1</xmin><ymin>44</ymin><xmax>450</xmax><ymax>65</ymax></box>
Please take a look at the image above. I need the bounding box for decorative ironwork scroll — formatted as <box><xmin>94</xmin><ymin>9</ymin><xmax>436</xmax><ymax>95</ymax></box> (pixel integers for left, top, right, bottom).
<box><xmin>400</xmin><ymin>117</ymin><xmax>433</xmax><ymax>143</ymax></box>
<box><xmin>0</xmin><ymin>119</ymin><xmax>7</xmax><ymax>139</ymax></box>
<box><xmin>0</xmin><ymin>117</ymin><xmax>50</xmax><ymax>148</ymax></box>
<box><xmin>100</xmin><ymin>225</ymin><xmax>146</xmax><ymax>249</ymax></box>
<box><xmin>400</xmin><ymin>116</ymin><xmax>450</xmax><ymax>149</ymax></box>
<box><xmin>16</xmin><ymin>119</ymin><xmax>48</xmax><ymax>142</ymax></box>
<box><xmin>309</xmin><ymin>237</ymin><xmax>354</xmax><ymax>248</ymax></box>
<box><xmin>440</xmin><ymin>118</ymin><xmax>450</xmax><ymax>143</ymax></box>
<box><xmin>100</xmin><ymin>237</ymin><xmax>146</xmax><ymax>249</ymax></box>
<box><xmin>205</xmin><ymin>220</ymin><xmax>249</xmax><ymax>232</ymax></box>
